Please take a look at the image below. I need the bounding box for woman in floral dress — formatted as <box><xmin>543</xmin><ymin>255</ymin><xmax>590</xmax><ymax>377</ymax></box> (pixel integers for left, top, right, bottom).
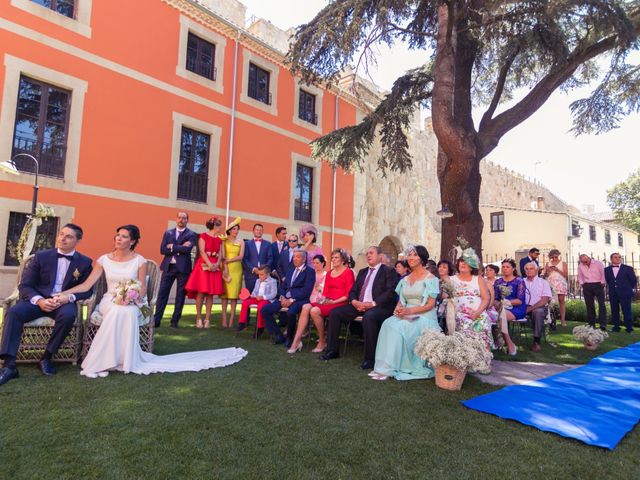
<box><xmin>544</xmin><ymin>249</ymin><xmax>568</xmax><ymax>326</ymax></box>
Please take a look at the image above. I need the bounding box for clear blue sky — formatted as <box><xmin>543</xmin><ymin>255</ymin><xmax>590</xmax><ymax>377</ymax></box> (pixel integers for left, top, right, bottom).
<box><xmin>240</xmin><ymin>0</ymin><xmax>638</xmax><ymax>212</ymax></box>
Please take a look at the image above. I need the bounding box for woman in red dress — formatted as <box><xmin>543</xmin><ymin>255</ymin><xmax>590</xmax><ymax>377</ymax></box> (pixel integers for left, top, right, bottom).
<box><xmin>185</xmin><ymin>217</ymin><xmax>224</xmax><ymax>328</ymax></box>
<box><xmin>288</xmin><ymin>249</ymin><xmax>355</xmax><ymax>354</ymax></box>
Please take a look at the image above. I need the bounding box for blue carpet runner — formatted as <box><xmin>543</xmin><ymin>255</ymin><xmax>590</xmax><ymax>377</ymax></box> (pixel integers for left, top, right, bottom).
<box><xmin>462</xmin><ymin>342</ymin><xmax>640</xmax><ymax>449</ymax></box>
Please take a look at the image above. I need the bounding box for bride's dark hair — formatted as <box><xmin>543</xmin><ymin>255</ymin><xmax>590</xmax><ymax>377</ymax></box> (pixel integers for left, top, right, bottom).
<box><xmin>117</xmin><ymin>224</ymin><xmax>141</xmax><ymax>250</ymax></box>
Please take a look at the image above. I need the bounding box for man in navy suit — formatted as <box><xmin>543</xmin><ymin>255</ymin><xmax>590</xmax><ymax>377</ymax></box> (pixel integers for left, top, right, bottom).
<box><xmin>276</xmin><ymin>233</ymin><xmax>298</xmax><ymax>282</ymax></box>
<box><xmin>605</xmin><ymin>252</ymin><xmax>638</xmax><ymax>333</ymax></box>
<box><xmin>154</xmin><ymin>212</ymin><xmax>197</xmax><ymax>328</ymax></box>
<box><xmin>519</xmin><ymin>247</ymin><xmax>540</xmax><ymax>277</ymax></box>
<box><xmin>242</xmin><ymin>223</ymin><xmax>272</xmax><ymax>292</ymax></box>
<box><xmin>261</xmin><ymin>249</ymin><xmax>315</xmax><ymax>346</ymax></box>
<box><xmin>0</xmin><ymin>223</ymin><xmax>93</xmax><ymax>386</ymax></box>
<box><xmin>270</xmin><ymin>226</ymin><xmax>287</xmax><ymax>272</ymax></box>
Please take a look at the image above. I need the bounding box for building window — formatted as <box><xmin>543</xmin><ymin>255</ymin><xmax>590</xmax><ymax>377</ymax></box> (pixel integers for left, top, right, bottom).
<box><xmin>12</xmin><ymin>75</ymin><xmax>70</xmax><ymax>178</ymax></box>
<box><xmin>604</xmin><ymin>229</ymin><xmax>611</xmax><ymax>244</ymax></box>
<box><xmin>294</xmin><ymin>163</ymin><xmax>313</xmax><ymax>222</ymax></box>
<box><xmin>589</xmin><ymin>225</ymin><xmax>596</xmax><ymax>241</ymax></box>
<box><xmin>298</xmin><ymin>89</ymin><xmax>317</xmax><ymax>125</ymax></box>
<box><xmin>30</xmin><ymin>0</ymin><xmax>75</xmax><ymax>18</ymax></box>
<box><xmin>248</xmin><ymin>63</ymin><xmax>271</xmax><ymax>105</ymax></box>
<box><xmin>490</xmin><ymin>212</ymin><xmax>504</xmax><ymax>232</ymax></box>
<box><xmin>177</xmin><ymin>127</ymin><xmax>210</xmax><ymax>203</ymax></box>
<box><xmin>4</xmin><ymin>211</ymin><xmax>59</xmax><ymax>266</ymax></box>
<box><xmin>186</xmin><ymin>32</ymin><xmax>216</xmax><ymax>81</ymax></box>
<box><xmin>618</xmin><ymin>233</ymin><xmax>623</xmax><ymax>247</ymax></box>
<box><xmin>571</xmin><ymin>220</ymin><xmax>582</xmax><ymax>237</ymax></box>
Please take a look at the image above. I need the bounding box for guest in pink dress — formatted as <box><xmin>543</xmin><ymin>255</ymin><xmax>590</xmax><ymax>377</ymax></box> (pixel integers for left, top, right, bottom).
<box><xmin>300</xmin><ymin>224</ymin><xmax>324</xmax><ymax>267</ymax></box>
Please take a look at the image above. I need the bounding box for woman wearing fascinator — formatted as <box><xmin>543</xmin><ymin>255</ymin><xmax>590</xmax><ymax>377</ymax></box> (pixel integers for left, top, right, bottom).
<box><xmin>450</xmin><ymin>249</ymin><xmax>494</xmax><ymax>351</ymax></box>
<box><xmin>371</xmin><ymin>244</ymin><xmax>441</xmax><ymax>381</ymax></box>
<box><xmin>299</xmin><ymin>224</ymin><xmax>324</xmax><ymax>267</ymax></box>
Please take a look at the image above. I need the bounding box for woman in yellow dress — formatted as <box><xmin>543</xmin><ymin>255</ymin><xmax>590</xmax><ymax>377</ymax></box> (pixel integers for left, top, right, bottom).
<box><xmin>221</xmin><ymin>217</ymin><xmax>244</xmax><ymax>328</ymax></box>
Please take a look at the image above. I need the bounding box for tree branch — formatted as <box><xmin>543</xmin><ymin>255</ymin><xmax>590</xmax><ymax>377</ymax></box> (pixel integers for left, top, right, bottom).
<box><xmin>479</xmin><ymin>46</ymin><xmax>520</xmax><ymax>132</ymax></box>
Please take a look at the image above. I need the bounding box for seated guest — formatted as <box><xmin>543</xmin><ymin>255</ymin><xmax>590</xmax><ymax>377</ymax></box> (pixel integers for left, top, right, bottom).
<box><xmin>261</xmin><ymin>249</ymin><xmax>315</xmax><ymax>346</ymax></box>
<box><xmin>451</xmin><ymin>252</ymin><xmax>492</xmax><ymax>350</ymax></box>
<box><xmin>288</xmin><ymin>250</ymin><xmax>355</xmax><ymax>354</ymax></box>
<box><xmin>519</xmin><ymin>247</ymin><xmax>540</xmax><ymax>277</ymax></box>
<box><xmin>309</xmin><ymin>254</ymin><xmax>328</xmax><ymax>303</ymax></box>
<box><xmin>523</xmin><ymin>262</ymin><xmax>552</xmax><ymax>352</ymax></box>
<box><xmin>426</xmin><ymin>259</ymin><xmax>438</xmax><ymax>276</ymax></box>
<box><xmin>277</xmin><ymin>233</ymin><xmax>299</xmax><ymax>282</ymax></box>
<box><xmin>395</xmin><ymin>260</ymin><xmax>410</xmax><ymax>278</ymax></box>
<box><xmin>493</xmin><ymin>259</ymin><xmax>524</xmax><ymax>356</ymax></box>
<box><xmin>371</xmin><ymin>245</ymin><xmax>440</xmax><ymax>381</ymax></box>
<box><xmin>436</xmin><ymin>259</ymin><xmax>455</xmax><ymax>331</ymax></box>
<box><xmin>482</xmin><ymin>264</ymin><xmax>500</xmax><ymax>326</ymax></box>
<box><xmin>321</xmin><ymin>246</ymin><xmax>399</xmax><ymax>370</ymax></box>
<box><xmin>300</xmin><ymin>224</ymin><xmax>323</xmax><ymax>268</ymax></box>
<box><xmin>237</xmin><ymin>265</ymin><xmax>278</xmax><ymax>337</ymax></box>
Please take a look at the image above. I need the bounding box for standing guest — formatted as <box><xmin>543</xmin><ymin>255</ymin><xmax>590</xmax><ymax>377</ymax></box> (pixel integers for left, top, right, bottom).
<box><xmin>300</xmin><ymin>224</ymin><xmax>323</xmax><ymax>267</ymax></box>
<box><xmin>577</xmin><ymin>254</ymin><xmax>607</xmax><ymax>330</ymax></box>
<box><xmin>451</xmin><ymin>253</ymin><xmax>493</xmax><ymax>350</ymax></box>
<box><xmin>261</xmin><ymin>249</ymin><xmax>315</xmax><ymax>346</ymax></box>
<box><xmin>321</xmin><ymin>246</ymin><xmax>399</xmax><ymax>370</ymax></box>
<box><xmin>277</xmin><ymin>234</ymin><xmax>298</xmax><ymax>282</ymax></box>
<box><xmin>154</xmin><ymin>212</ymin><xmax>197</xmax><ymax>328</ymax></box>
<box><xmin>524</xmin><ymin>262</ymin><xmax>552</xmax><ymax>352</ymax></box>
<box><xmin>436</xmin><ymin>259</ymin><xmax>455</xmax><ymax>332</ymax></box>
<box><xmin>519</xmin><ymin>247</ymin><xmax>540</xmax><ymax>277</ymax></box>
<box><xmin>221</xmin><ymin>218</ymin><xmax>244</xmax><ymax>329</ymax></box>
<box><xmin>493</xmin><ymin>259</ymin><xmax>523</xmax><ymax>356</ymax></box>
<box><xmin>185</xmin><ymin>217</ymin><xmax>224</xmax><ymax>329</ymax></box>
<box><xmin>605</xmin><ymin>253</ymin><xmax>637</xmax><ymax>333</ymax></box>
<box><xmin>288</xmin><ymin>250</ymin><xmax>355</xmax><ymax>354</ymax></box>
<box><xmin>271</xmin><ymin>226</ymin><xmax>288</xmax><ymax>272</ymax></box>
<box><xmin>236</xmin><ymin>265</ymin><xmax>278</xmax><ymax>337</ymax></box>
<box><xmin>395</xmin><ymin>260</ymin><xmax>410</xmax><ymax>278</ymax></box>
<box><xmin>242</xmin><ymin>223</ymin><xmax>272</xmax><ymax>293</ymax></box>
<box><xmin>0</xmin><ymin>224</ymin><xmax>93</xmax><ymax>386</ymax></box>
<box><xmin>370</xmin><ymin>245</ymin><xmax>440</xmax><ymax>381</ymax></box>
<box><xmin>544</xmin><ymin>249</ymin><xmax>568</xmax><ymax>327</ymax></box>
<box><xmin>380</xmin><ymin>253</ymin><xmax>392</xmax><ymax>267</ymax></box>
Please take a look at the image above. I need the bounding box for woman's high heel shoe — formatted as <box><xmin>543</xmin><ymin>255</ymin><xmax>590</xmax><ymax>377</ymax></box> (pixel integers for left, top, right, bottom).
<box><xmin>508</xmin><ymin>345</ymin><xmax>518</xmax><ymax>356</ymax></box>
<box><xmin>287</xmin><ymin>341</ymin><xmax>303</xmax><ymax>354</ymax></box>
<box><xmin>204</xmin><ymin>319</ymin><xmax>211</xmax><ymax>329</ymax></box>
<box><xmin>311</xmin><ymin>343</ymin><xmax>326</xmax><ymax>353</ymax></box>
<box><xmin>195</xmin><ymin>318</ymin><xmax>203</xmax><ymax>329</ymax></box>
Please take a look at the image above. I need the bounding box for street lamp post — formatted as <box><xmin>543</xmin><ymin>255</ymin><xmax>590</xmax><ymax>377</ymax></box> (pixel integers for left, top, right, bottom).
<box><xmin>0</xmin><ymin>153</ymin><xmax>39</xmax><ymax>214</ymax></box>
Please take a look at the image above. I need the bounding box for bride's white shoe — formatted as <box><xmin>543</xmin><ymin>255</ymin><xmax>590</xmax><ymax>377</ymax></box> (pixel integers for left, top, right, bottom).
<box><xmin>97</xmin><ymin>371</ymin><xmax>109</xmax><ymax>378</ymax></box>
<box><xmin>83</xmin><ymin>371</ymin><xmax>98</xmax><ymax>379</ymax></box>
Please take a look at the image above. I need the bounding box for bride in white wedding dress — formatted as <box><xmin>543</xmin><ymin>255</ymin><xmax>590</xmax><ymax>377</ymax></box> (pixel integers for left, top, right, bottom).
<box><xmin>58</xmin><ymin>225</ymin><xmax>247</xmax><ymax>378</ymax></box>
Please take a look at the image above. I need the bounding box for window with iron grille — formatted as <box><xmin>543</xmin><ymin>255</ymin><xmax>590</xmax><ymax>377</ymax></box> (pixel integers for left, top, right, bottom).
<box><xmin>618</xmin><ymin>233</ymin><xmax>624</xmax><ymax>247</ymax></box>
<box><xmin>589</xmin><ymin>225</ymin><xmax>596</xmax><ymax>241</ymax></box>
<box><xmin>294</xmin><ymin>163</ymin><xmax>313</xmax><ymax>222</ymax></box>
<box><xmin>30</xmin><ymin>0</ymin><xmax>75</xmax><ymax>18</ymax></box>
<box><xmin>248</xmin><ymin>63</ymin><xmax>271</xmax><ymax>105</ymax></box>
<box><xmin>186</xmin><ymin>32</ymin><xmax>216</xmax><ymax>81</ymax></box>
<box><xmin>12</xmin><ymin>75</ymin><xmax>71</xmax><ymax>178</ymax></box>
<box><xmin>298</xmin><ymin>89</ymin><xmax>317</xmax><ymax>125</ymax></box>
<box><xmin>571</xmin><ymin>220</ymin><xmax>581</xmax><ymax>237</ymax></box>
<box><xmin>490</xmin><ymin>212</ymin><xmax>504</xmax><ymax>232</ymax></box>
<box><xmin>5</xmin><ymin>212</ymin><xmax>59</xmax><ymax>266</ymax></box>
<box><xmin>604</xmin><ymin>229</ymin><xmax>611</xmax><ymax>244</ymax></box>
<box><xmin>177</xmin><ymin>127</ymin><xmax>210</xmax><ymax>203</ymax></box>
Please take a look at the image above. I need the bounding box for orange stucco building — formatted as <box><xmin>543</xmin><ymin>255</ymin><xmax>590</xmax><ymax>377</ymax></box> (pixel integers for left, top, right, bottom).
<box><xmin>0</xmin><ymin>0</ymin><xmax>360</xmax><ymax>294</ymax></box>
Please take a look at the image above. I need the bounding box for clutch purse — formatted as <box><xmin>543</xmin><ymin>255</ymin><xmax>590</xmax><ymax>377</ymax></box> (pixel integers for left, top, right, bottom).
<box><xmin>201</xmin><ymin>263</ymin><xmax>210</xmax><ymax>271</ymax></box>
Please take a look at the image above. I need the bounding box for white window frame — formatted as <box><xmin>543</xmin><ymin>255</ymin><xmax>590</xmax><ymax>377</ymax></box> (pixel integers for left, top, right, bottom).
<box><xmin>240</xmin><ymin>49</ymin><xmax>279</xmax><ymax>116</ymax></box>
<box><xmin>292</xmin><ymin>79</ymin><xmax>323</xmax><ymax>134</ymax></box>
<box><xmin>10</xmin><ymin>0</ymin><xmax>93</xmax><ymax>38</ymax></box>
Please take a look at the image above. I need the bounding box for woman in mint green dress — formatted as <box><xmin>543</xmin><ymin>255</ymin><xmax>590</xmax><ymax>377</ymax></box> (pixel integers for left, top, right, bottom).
<box><xmin>371</xmin><ymin>245</ymin><xmax>440</xmax><ymax>381</ymax></box>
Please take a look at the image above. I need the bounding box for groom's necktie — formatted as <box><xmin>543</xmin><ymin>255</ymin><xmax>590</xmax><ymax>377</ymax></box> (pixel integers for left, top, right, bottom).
<box><xmin>358</xmin><ymin>267</ymin><xmax>376</xmax><ymax>302</ymax></box>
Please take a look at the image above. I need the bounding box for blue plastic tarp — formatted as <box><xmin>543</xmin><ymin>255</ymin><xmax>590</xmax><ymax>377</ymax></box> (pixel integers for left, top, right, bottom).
<box><xmin>462</xmin><ymin>342</ymin><xmax>640</xmax><ymax>449</ymax></box>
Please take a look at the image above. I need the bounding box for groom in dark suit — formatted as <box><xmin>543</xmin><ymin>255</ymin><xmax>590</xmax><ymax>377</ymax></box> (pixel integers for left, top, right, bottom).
<box><xmin>242</xmin><ymin>223</ymin><xmax>272</xmax><ymax>292</ymax></box>
<box><xmin>154</xmin><ymin>212</ymin><xmax>197</xmax><ymax>328</ymax></box>
<box><xmin>321</xmin><ymin>246</ymin><xmax>399</xmax><ymax>369</ymax></box>
<box><xmin>605</xmin><ymin>252</ymin><xmax>638</xmax><ymax>333</ymax></box>
<box><xmin>0</xmin><ymin>223</ymin><xmax>93</xmax><ymax>386</ymax></box>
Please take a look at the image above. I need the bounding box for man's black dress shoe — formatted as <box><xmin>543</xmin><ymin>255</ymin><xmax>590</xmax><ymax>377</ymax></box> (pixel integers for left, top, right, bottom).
<box><xmin>320</xmin><ymin>350</ymin><xmax>339</xmax><ymax>361</ymax></box>
<box><xmin>39</xmin><ymin>359</ymin><xmax>56</xmax><ymax>376</ymax></box>
<box><xmin>273</xmin><ymin>334</ymin><xmax>286</xmax><ymax>345</ymax></box>
<box><xmin>236</xmin><ymin>323</ymin><xmax>247</xmax><ymax>332</ymax></box>
<box><xmin>154</xmin><ymin>321</ymin><xmax>161</xmax><ymax>328</ymax></box>
<box><xmin>253</xmin><ymin>327</ymin><xmax>264</xmax><ymax>339</ymax></box>
<box><xmin>170</xmin><ymin>322</ymin><xmax>179</xmax><ymax>329</ymax></box>
<box><xmin>360</xmin><ymin>360</ymin><xmax>374</xmax><ymax>370</ymax></box>
<box><xmin>0</xmin><ymin>367</ymin><xmax>19</xmax><ymax>386</ymax></box>
<box><xmin>612</xmin><ymin>327</ymin><xmax>621</xmax><ymax>332</ymax></box>
<box><xmin>626</xmin><ymin>328</ymin><xmax>634</xmax><ymax>333</ymax></box>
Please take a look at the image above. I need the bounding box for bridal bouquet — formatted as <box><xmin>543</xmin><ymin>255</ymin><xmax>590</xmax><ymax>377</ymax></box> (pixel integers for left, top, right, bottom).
<box><xmin>113</xmin><ymin>279</ymin><xmax>152</xmax><ymax>318</ymax></box>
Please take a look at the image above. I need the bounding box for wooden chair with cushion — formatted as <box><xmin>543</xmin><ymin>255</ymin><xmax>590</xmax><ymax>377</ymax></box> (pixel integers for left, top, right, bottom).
<box><xmin>0</xmin><ymin>255</ymin><xmax>89</xmax><ymax>365</ymax></box>
<box><xmin>81</xmin><ymin>259</ymin><xmax>161</xmax><ymax>359</ymax></box>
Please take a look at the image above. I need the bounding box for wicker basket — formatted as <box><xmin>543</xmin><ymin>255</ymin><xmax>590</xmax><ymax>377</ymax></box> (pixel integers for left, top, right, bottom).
<box><xmin>583</xmin><ymin>341</ymin><xmax>599</xmax><ymax>351</ymax></box>
<box><xmin>435</xmin><ymin>364</ymin><xmax>467</xmax><ymax>391</ymax></box>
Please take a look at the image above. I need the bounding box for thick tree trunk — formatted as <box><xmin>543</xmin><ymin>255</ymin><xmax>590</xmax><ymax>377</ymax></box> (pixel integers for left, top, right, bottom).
<box><xmin>437</xmin><ymin>149</ymin><xmax>483</xmax><ymax>262</ymax></box>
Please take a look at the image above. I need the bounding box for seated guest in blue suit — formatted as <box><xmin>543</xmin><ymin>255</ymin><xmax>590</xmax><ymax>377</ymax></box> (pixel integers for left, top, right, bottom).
<box><xmin>276</xmin><ymin>233</ymin><xmax>298</xmax><ymax>282</ymax></box>
<box><xmin>0</xmin><ymin>224</ymin><xmax>94</xmax><ymax>386</ymax></box>
<box><xmin>270</xmin><ymin>226</ymin><xmax>288</xmax><ymax>272</ymax></box>
<box><xmin>261</xmin><ymin>249</ymin><xmax>315</xmax><ymax>346</ymax></box>
<box><xmin>605</xmin><ymin>252</ymin><xmax>638</xmax><ymax>333</ymax></box>
<box><xmin>242</xmin><ymin>223</ymin><xmax>272</xmax><ymax>292</ymax></box>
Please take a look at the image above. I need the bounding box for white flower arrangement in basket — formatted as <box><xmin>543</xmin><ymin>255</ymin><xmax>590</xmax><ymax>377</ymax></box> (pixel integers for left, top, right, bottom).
<box><xmin>572</xmin><ymin>325</ymin><xmax>608</xmax><ymax>350</ymax></box>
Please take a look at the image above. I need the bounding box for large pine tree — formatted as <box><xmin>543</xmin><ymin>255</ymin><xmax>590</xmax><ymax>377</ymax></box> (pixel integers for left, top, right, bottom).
<box><xmin>286</xmin><ymin>1</ymin><xmax>640</xmax><ymax>254</ymax></box>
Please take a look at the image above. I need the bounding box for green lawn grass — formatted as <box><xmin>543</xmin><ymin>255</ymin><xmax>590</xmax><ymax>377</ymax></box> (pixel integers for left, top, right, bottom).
<box><xmin>1</xmin><ymin>306</ymin><xmax>639</xmax><ymax>479</ymax></box>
